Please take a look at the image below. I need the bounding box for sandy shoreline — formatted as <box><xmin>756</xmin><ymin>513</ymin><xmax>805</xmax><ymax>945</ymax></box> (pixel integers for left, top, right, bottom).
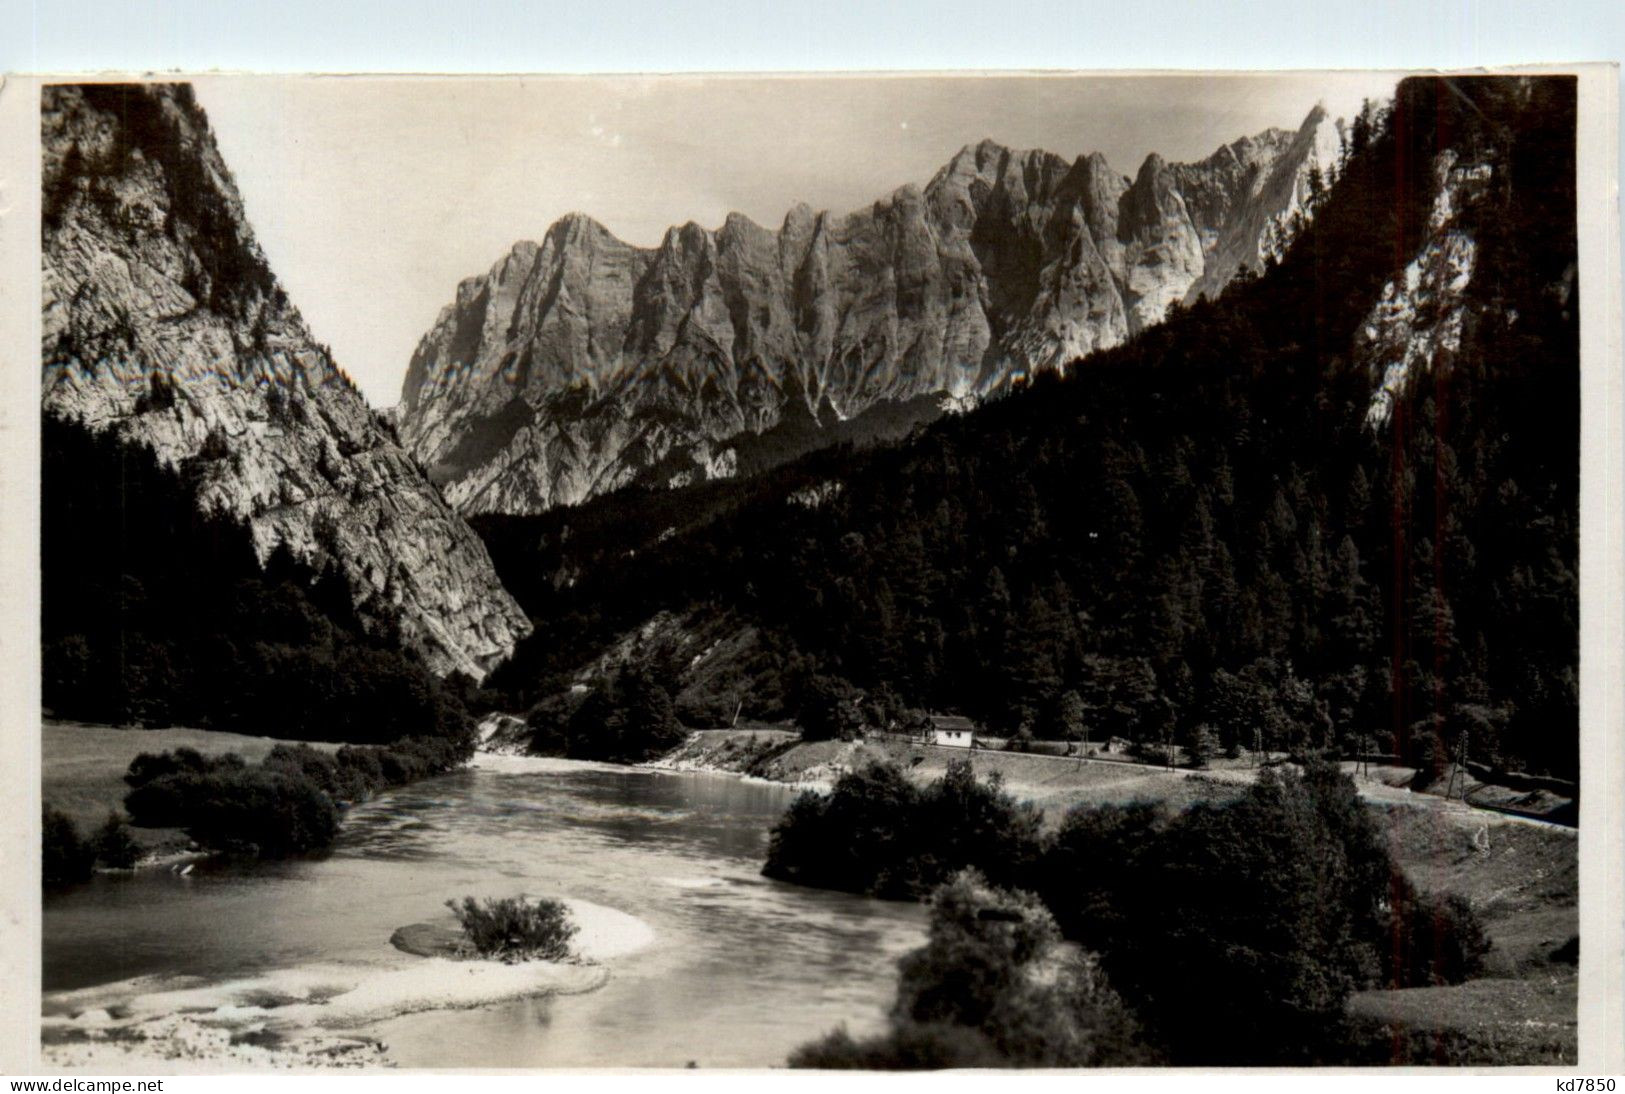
<box><xmin>642</xmin><ymin>755</ymin><xmax>833</xmax><ymax>793</ymax></box>
<box><xmin>40</xmin><ymin>897</ymin><xmax>653</xmax><ymax>1071</ymax></box>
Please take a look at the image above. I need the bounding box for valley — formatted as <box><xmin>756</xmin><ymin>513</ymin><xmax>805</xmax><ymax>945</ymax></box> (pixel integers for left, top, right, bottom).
<box><xmin>36</xmin><ymin>71</ymin><xmax>1583</xmax><ymax>1070</ymax></box>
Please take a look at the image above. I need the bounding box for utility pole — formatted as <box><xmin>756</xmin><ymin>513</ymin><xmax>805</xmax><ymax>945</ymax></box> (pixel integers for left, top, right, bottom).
<box><xmin>1446</xmin><ymin>729</ymin><xmax>1470</xmax><ymax>800</ymax></box>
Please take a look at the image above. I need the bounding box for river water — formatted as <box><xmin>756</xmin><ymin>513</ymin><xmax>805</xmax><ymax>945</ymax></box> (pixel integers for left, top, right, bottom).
<box><xmin>42</xmin><ymin>756</ymin><xmax>927</xmax><ymax>1068</ymax></box>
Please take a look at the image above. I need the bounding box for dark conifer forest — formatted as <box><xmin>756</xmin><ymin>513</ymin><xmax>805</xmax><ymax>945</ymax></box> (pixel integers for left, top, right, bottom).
<box><xmin>41</xmin><ymin>413</ymin><xmax>474</xmax><ymax>745</ymax></box>
<box><xmin>478</xmin><ymin>75</ymin><xmax>1578</xmax><ymax>780</ymax></box>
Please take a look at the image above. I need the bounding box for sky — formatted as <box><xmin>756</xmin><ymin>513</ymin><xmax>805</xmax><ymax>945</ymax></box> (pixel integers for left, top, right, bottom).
<box><xmin>193</xmin><ymin>72</ymin><xmax>1399</xmax><ymax>408</ymax></box>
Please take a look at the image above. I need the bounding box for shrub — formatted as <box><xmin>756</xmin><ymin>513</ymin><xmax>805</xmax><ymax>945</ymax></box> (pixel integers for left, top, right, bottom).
<box><xmin>915</xmin><ymin>760</ymin><xmax>1044</xmax><ymax>892</ymax></box>
<box><xmin>893</xmin><ymin>871</ymin><xmax>1063</xmax><ymax>1031</ymax></box>
<box><xmin>123</xmin><ymin>771</ymin><xmax>201</xmax><ymax>828</ymax></box>
<box><xmin>1080</xmin><ymin>766</ymin><xmax>1384</xmax><ymax>1063</ymax></box>
<box><xmin>1035</xmin><ymin>801</ymin><xmax>1168</xmax><ymax>946</ymax></box>
<box><xmin>762</xmin><ymin>758</ymin><xmax>1044</xmax><ymax>900</ymax></box>
<box><xmin>93</xmin><ymin>812</ymin><xmax>142</xmax><ymax>869</ymax></box>
<box><xmin>127</xmin><ymin>759</ymin><xmax>329</xmax><ymax>856</ymax></box>
<box><xmin>334</xmin><ymin>744</ymin><xmax>387</xmax><ymax>799</ymax></box>
<box><xmin>789</xmin><ymin>1022</ymin><xmax>1003</xmax><ymax>1069</ymax></box>
<box><xmin>124</xmin><ymin>737</ymin><xmax>469</xmax><ymax>858</ymax></box>
<box><xmin>558</xmin><ymin>671</ymin><xmax>688</xmax><ymax>763</ymax></box>
<box><xmin>1029</xmin><ymin>760</ymin><xmax>1498</xmax><ymax>1063</ymax></box>
<box><xmin>42</xmin><ymin>807</ymin><xmax>96</xmax><ymax>885</ymax></box>
<box><xmin>1036</xmin><ymin>761</ymin><xmax>1493</xmax><ymax>1064</ymax></box>
<box><xmin>763</xmin><ymin>761</ymin><xmax>924</xmax><ymax>898</ymax></box>
<box><xmin>446</xmin><ymin>895</ymin><xmax>577</xmax><ymax>962</ymax></box>
<box><xmin>125</xmin><ymin>747</ymin><xmax>244</xmax><ymax>788</ymax></box>
<box><xmin>152</xmin><ymin>767</ymin><xmax>340</xmax><ymax>856</ymax></box>
<box><xmin>796</xmin><ymin>674</ymin><xmax>865</xmax><ymax>742</ymax></box>
<box><xmin>264</xmin><ymin>743</ymin><xmax>346</xmax><ymax>796</ymax></box>
<box><xmin>1384</xmin><ymin>886</ymin><xmax>1492</xmax><ymax>987</ymax></box>
<box><xmin>790</xmin><ymin>870</ymin><xmax>1152</xmax><ymax>1068</ymax></box>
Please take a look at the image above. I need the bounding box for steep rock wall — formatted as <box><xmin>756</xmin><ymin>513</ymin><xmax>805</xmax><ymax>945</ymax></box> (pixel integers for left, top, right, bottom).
<box><xmin>42</xmin><ymin>83</ymin><xmax>531</xmax><ymax>679</ymax></box>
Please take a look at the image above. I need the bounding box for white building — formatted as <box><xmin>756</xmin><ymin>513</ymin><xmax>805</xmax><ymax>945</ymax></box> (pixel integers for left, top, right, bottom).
<box><xmin>929</xmin><ymin>715</ymin><xmax>976</xmax><ymax>749</ymax></box>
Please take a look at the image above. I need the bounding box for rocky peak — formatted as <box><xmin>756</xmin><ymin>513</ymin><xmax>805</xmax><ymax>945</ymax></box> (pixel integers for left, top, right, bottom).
<box><xmin>1180</xmin><ymin>103</ymin><xmax>1342</xmax><ymax>301</ymax></box>
<box><xmin>952</xmin><ymin>137</ymin><xmax>1014</xmax><ymax>173</ymax></box>
<box><xmin>550</xmin><ymin>210</ymin><xmax>610</xmax><ymax>242</ymax></box>
<box><xmin>932</xmin><ymin>140</ymin><xmax>1074</xmax><ymax>215</ymax></box>
<box><xmin>780</xmin><ymin>201</ymin><xmax>817</xmax><ymax>235</ymax></box>
<box><xmin>42</xmin><ymin>83</ymin><xmax>531</xmax><ymax>678</ymax></box>
<box><xmin>1120</xmin><ymin>152</ymin><xmax>1182</xmax><ymax>229</ymax></box>
<box><xmin>719</xmin><ymin>210</ymin><xmax>772</xmax><ymax>244</ymax></box>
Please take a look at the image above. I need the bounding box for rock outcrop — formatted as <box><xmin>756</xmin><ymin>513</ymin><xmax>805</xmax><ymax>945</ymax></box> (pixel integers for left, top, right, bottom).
<box><xmin>41</xmin><ymin>83</ymin><xmax>531</xmax><ymax>679</ymax></box>
<box><xmin>1359</xmin><ymin>149</ymin><xmax>1491</xmax><ymax>428</ymax></box>
<box><xmin>399</xmin><ymin>106</ymin><xmax>1344</xmax><ymax>515</ymax></box>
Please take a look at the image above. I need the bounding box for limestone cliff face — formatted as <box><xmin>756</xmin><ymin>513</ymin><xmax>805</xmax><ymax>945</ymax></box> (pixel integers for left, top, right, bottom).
<box><xmin>1179</xmin><ymin>105</ymin><xmax>1343</xmax><ymax>301</ymax></box>
<box><xmin>41</xmin><ymin>83</ymin><xmax>530</xmax><ymax>679</ymax></box>
<box><xmin>401</xmin><ymin>106</ymin><xmax>1342</xmax><ymax>516</ymax></box>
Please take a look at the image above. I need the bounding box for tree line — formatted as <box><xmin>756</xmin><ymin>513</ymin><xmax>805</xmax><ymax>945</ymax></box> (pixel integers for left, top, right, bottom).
<box><xmin>523</xmin><ymin>667</ymin><xmax>689</xmax><ymax>763</ymax></box>
<box><xmin>41</xmin><ymin>413</ymin><xmax>475</xmax><ymax>745</ymax></box>
<box><xmin>44</xmin><ymin>734</ymin><xmax>475</xmax><ymax>885</ymax></box>
<box><xmin>121</xmin><ymin>735</ymin><xmax>473</xmax><ymax>858</ymax></box>
<box><xmin>772</xmin><ymin>758</ymin><xmax>1493</xmax><ymax>1066</ymax></box>
<box><xmin>42</xmin><ymin>808</ymin><xmax>141</xmax><ymax>884</ymax></box>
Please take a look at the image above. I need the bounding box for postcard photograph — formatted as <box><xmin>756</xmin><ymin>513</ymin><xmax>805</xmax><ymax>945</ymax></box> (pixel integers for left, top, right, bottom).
<box><xmin>25</xmin><ymin>69</ymin><xmax>1595</xmax><ymax>1070</ymax></box>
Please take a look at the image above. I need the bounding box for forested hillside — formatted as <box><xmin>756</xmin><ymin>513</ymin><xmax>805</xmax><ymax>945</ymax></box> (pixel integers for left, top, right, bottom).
<box><xmin>42</xmin><ymin>413</ymin><xmax>475</xmax><ymax>745</ymax></box>
<box><xmin>476</xmin><ymin>75</ymin><xmax>1577</xmax><ymax>779</ymax></box>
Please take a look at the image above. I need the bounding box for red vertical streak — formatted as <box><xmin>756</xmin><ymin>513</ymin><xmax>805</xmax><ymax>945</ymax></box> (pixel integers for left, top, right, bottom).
<box><xmin>1388</xmin><ymin>88</ymin><xmax>1413</xmax><ymax>764</ymax></box>
<box><xmin>1383</xmin><ymin>92</ymin><xmax>1414</xmax><ymax>1068</ymax></box>
<box><xmin>1429</xmin><ymin>89</ymin><xmax>1457</xmax><ymax>1065</ymax></box>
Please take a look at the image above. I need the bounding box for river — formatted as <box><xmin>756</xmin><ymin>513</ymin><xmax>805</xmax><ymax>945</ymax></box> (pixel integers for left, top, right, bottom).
<box><xmin>42</xmin><ymin>755</ymin><xmax>928</xmax><ymax>1068</ymax></box>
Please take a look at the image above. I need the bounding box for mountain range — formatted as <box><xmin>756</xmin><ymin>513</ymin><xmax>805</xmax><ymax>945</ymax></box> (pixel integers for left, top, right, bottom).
<box><xmin>465</xmin><ymin>75</ymin><xmax>1578</xmax><ymax>785</ymax></box>
<box><xmin>397</xmin><ymin>106</ymin><xmax>1342</xmax><ymax>515</ymax></box>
